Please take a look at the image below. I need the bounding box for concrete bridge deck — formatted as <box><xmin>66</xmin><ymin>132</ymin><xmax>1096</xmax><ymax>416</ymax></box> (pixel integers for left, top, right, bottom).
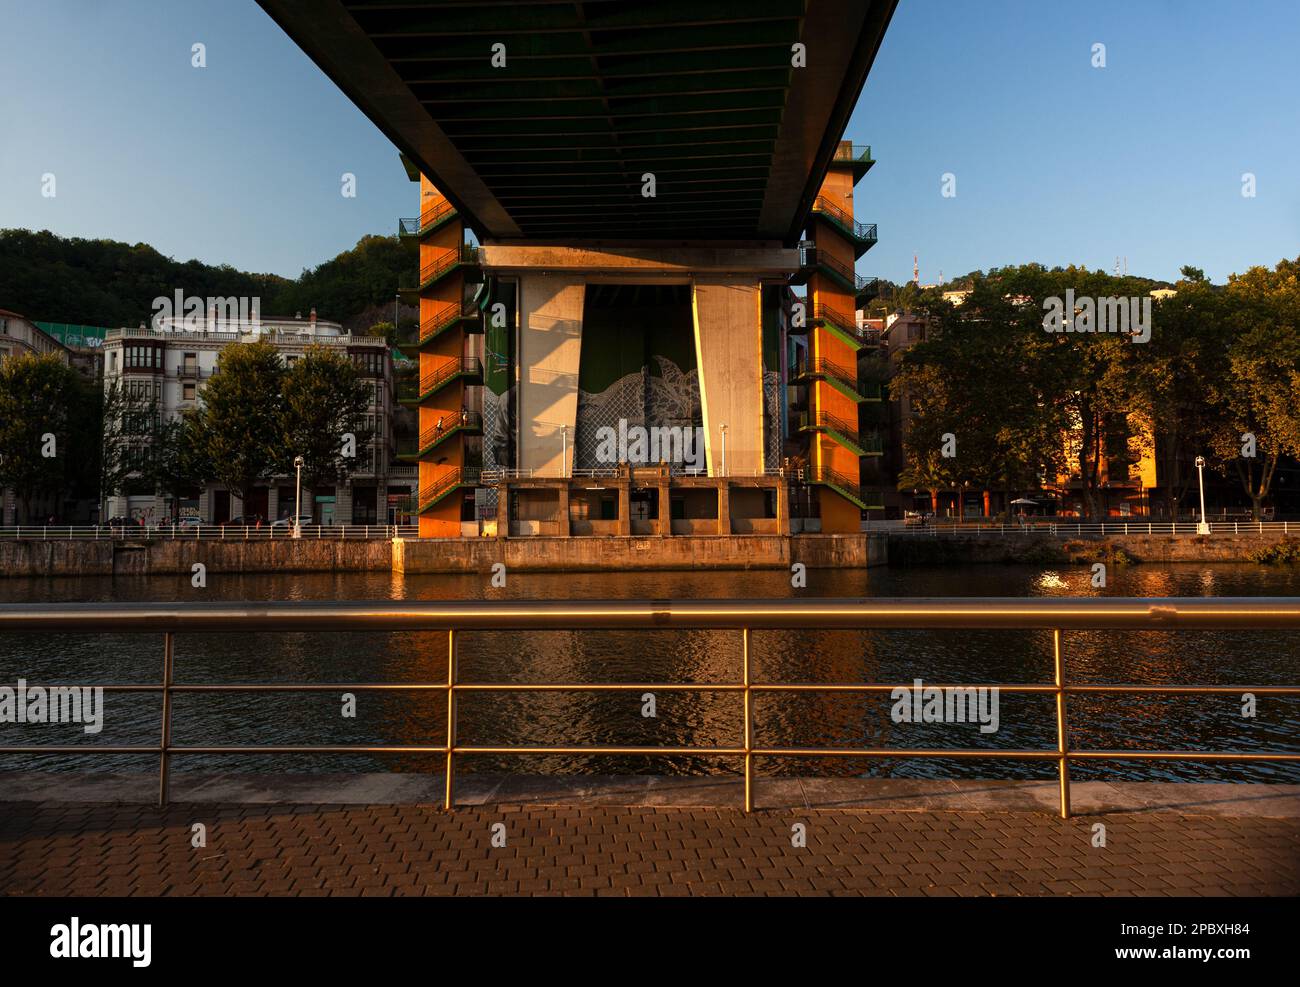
<box><xmin>3</xmin><ymin>775</ymin><xmax>1296</xmax><ymax>897</ymax></box>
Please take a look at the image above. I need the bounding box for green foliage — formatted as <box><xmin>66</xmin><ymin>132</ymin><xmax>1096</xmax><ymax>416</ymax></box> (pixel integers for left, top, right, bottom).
<box><xmin>891</xmin><ymin>257</ymin><xmax>1300</xmax><ymax>522</ymax></box>
<box><xmin>184</xmin><ymin>340</ymin><xmax>373</xmax><ymax>501</ymax></box>
<box><xmin>281</xmin><ymin>346</ymin><xmax>373</xmax><ymax>489</ymax></box>
<box><xmin>1204</xmin><ymin>259</ymin><xmax>1300</xmax><ymax>518</ymax></box>
<box><xmin>0</xmin><ymin>229</ymin><xmax>415</xmax><ymax>328</ymax></box>
<box><xmin>269</xmin><ymin>235</ymin><xmax>416</xmax><ymax>326</ymax></box>
<box><xmin>147</xmin><ymin>410</ymin><xmax>212</xmax><ymax>518</ymax></box>
<box><xmin>1247</xmin><ymin>538</ymin><xmax>1300</xmax><ymax>564</ymax></box>
<box><xmin>0</xmin><ymin>353</ymin><xmax>88</xmax><ymax>519</ymax></box>
<box><xmin>364</xmin><ymin>320</ymin><xmax>399</xmax><ymax>348</ymax></box>
<box><xmin>196</xmin><ymin>339</ymin><xmax>287</xmax><ymax>501</ymax></box>
<box><xmin>1063</xmin><ymin>540</ymin><xmax>1137</xmax><ymax>565</ymax></box>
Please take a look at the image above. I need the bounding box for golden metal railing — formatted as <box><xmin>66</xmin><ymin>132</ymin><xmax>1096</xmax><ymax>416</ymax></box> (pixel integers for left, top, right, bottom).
<box><xmin>1</xmin><ymin>599</ymin><xmax>1298</xmax><ymax>818</ymax></box>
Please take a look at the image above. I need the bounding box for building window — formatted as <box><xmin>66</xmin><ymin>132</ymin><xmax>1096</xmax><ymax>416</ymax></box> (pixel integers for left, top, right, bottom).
<box><xmin>183</xmin><ymin>382</ymin><xmax>196</xmax><ymax>401</ymax></box>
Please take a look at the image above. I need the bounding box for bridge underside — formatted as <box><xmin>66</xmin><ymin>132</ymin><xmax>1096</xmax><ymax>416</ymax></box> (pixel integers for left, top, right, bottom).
<box><xmin>257</xmin><ymin>0</ymin><xmax>894</xmax><ymax>243</ymax></box>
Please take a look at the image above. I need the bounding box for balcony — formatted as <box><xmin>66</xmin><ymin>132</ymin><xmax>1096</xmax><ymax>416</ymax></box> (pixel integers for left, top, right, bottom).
<box><xmin>792</xmin><ymin>357</ymin><xmax>881</xmax><ymax>403</ymax></box>
<box><xmin>417</xmin><ymin>466</ymin><xmax>483</xmax><ymax>513</ymax></box>
<box><xmin>798</xmin><ymin>410</ymin><xmax>883</xmax><ymax>457</ymax></box>
<box><xmin>398</xmin><ymin>357</ymin><xmax>483</xmax><ymax>405</ymax></box>
<box><xmin>397</xmin><ymin>411</ymin><xmax>484</xmax><ymax>460</ymax></box>
<box><xmin>804</xmin><ymin>465</ymin><xmax>883</xmax><ymax>511</ymax></box>
<box><xmin>830</xmin><ymin>143</ymin><xmax>875</xmax><ymax>184</ymax></box>
<box><xmin>856</xmin><ymin>276</ymin><xmax>880</xmax><ymax>305</ymax></box>
<box><xmin>806</xmin><ymin>301</ymin><xmax>878</xmax><ymax>351</ymax></box>
<box><xmin>398</xmin><ymin>200</ymin><xmax>458</xmax><ymax>238</ymax></box>
<box><xmin>810</xmin><ymin>197</ymin><xmax>878</xmax><ymax>257</ymax></box>
<box><xmin>398</xmin><ymin>245</ymin><xmax>482</xmax><ymax>298</ymax></box>
<box><xmin>396</xmin><ymin>300</ymin><xmax>480</xmax><ymax>353</ymax></box>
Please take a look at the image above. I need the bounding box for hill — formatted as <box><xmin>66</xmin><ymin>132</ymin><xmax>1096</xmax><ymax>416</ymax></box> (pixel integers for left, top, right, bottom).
<box><xmin>0</xmin><ymin>229</ymin><xmax>416</xmax><ymax>330</ymax></box>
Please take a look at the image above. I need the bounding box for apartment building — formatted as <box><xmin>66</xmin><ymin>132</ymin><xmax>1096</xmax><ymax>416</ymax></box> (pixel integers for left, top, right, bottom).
<box><xmin>101</xmin><ymin>311</ymin><xmax>415</xmax><ymax>524</ymax></box>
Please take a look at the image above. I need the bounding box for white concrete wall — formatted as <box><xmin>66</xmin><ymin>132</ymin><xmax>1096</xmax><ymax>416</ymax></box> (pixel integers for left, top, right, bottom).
<box><xmin>518</xmin><ymin>276</ymin><xmax>585</xmax><ymax>475</ymax></box>
<box><xmin>692</xmin><ymin>280</ymin><xmax>765</xmax><ymax>475</ymax></box>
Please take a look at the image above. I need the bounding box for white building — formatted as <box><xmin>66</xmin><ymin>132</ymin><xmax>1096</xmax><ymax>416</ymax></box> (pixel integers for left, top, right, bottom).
<box><xmin>101</xmin><ymin>310</ymin><xmax>416</xmax><ymax>524</ymax></box>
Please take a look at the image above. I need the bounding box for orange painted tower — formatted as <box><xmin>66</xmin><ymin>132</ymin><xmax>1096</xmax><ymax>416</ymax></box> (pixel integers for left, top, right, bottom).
<box><xmin>398</xmin><ymin>173</ymin><xmax>484</xmax><ymax>538</ymax></box>
<box><xmin>794</xmin><ymin>141</ymin><xmax>881</xmax><ymax>532</ymax></box>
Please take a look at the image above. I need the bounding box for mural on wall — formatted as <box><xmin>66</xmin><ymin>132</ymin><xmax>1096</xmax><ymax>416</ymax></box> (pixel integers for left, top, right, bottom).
<box><xmin>763</xmin><ymin>369</ymin><xmax>782</xmax><ymax>468</ymax></box>
<box><xmin>575</xmin><ymin>356</ymin><xmax>701</xmax><ymax>469</ymax></box>
<box><xmin>479</xmin><ymin>280</ymin><xmax>516</xmax><ymax>513</ymax></box>
<box><xmin>572</xmin><ymin>285</ymin><xmax>701</xmax><ymax>470</ymax></box>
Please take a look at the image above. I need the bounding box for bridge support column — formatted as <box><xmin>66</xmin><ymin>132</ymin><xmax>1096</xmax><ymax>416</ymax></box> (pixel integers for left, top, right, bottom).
<box><xmin>518</xmin><ymin>276</ymin><xmax>585</xmax><ymax>476</ymax></box>
<box><xmin>557</xmin><ymin>483</ymin><xmax>571</xmax><ymax>538</ymax></box>
<box><xmin>692</xmin><ymin>280</ymin><xmax>765</xmax><ymax>477</ymax></box>
<box><xmin>496</xmin><ymin>482</ymin><xmax>509</xmax><ymax>539</ymax></box>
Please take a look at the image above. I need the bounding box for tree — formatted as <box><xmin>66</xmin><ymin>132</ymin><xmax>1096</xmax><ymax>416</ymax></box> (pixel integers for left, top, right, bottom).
<box><xmin>97</xmin><ymin>381</ymin><xmax>157</xmax><ymax>509</ymax></box>
<box><xmin>148</xmin><ymin>409</ymin><xmax>212</xmax><ymax>520</ymax></box>
<box><xmin>1128</xmin><ymin>276</ymin><xmax>1226</xmax><ymax>517</ymax></box>
<box><xmin>196</xmin><ymin>339</ymin><xmax>286</xmax><ymax>505</ymax></box>
<box><xmin>1206</xmin><ymin>258</ymin><xmax>1300</xmax><ymax>519</ymax></box>
<box><xmin>364</xmin><ymin>320</ymin><xmax>399</xmax><ymax>348</ymax></box>
<box><xmin>0</xmin><ymin>353</ymin><xmax>86</xmax><ymax>521</ymax></box>
<box><xmin>281</xmin><ymin>345</ymin><xmax>373</xmax><ymax>496</ymax></box>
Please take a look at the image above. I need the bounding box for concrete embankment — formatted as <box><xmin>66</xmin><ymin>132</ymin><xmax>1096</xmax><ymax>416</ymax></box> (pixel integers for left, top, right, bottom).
<box><xmin>0</xmin><ymin>537</ymin><xmax>392</xmax><ymax>578</ymax></box>
<box><xmin>394</xmin><ymin>533</ymin><xmax>886</xmax><ymax>573</ymax></box>
<box><xmin>886</xmin><ymin>532</ymin><xmax>1298</xmax><ymax>566</ymax></box>
<box><xmin>0</xmin><ymin>533</ymin><xmax>886</xmax><ymax>577</ymax></box>
<box><xmin>4</xmin><ymin>530</ymin><xmax>1289</xmax><ymax>577</ymax></box>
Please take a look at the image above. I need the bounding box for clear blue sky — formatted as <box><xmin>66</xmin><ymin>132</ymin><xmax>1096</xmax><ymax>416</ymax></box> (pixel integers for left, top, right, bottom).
<box><xmin>2</xmin><ymin>0</ymin><xmax>1297</xmax><ymax>284</ymax></box>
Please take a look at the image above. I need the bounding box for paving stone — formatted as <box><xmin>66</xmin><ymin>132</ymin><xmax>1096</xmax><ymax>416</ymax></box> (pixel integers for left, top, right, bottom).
<box><xmin>1</xmin><ymin>802</ymin><xmax>1296</xmax><ymax>897</ymax></box>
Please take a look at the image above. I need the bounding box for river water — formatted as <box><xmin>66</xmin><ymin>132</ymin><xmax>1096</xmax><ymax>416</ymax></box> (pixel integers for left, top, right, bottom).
<box><xmin>1</xmin><ymin>563</ymin><xmax>1297</xmax><ymax>782</ymax></box>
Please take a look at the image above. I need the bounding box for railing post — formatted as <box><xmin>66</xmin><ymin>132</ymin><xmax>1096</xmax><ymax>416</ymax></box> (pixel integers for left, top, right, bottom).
<box><xmin>742</xmin><ymin>627</ymin><xmax>753</xmax><ymax>812</ymax></box>
<box><xmin>1053</xmin><ymin>628</ymin><xmax>1070</xmax><ymax>819</ymax></box>
<box><xmin>159</xmin><ymin>631</ymin><xmax>175</xmax><ymax>808</ymax></box>
<box><xmin>445</xmin><ymin>628</ymin><xmax>457</xmax><ymax>811</ymax></box>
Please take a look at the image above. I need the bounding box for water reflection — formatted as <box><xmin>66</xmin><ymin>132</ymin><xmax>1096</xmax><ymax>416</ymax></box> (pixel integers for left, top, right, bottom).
<box><xmin>0</xmin><ymin>564</ymin><xmax>1297</xmax><ymax>782</ymax></box>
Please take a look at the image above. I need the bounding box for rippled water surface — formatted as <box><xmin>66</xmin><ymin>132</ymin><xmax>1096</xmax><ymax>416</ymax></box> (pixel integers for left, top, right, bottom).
<box><xmin>1</xmin><ymin>563</ymin><xmax>1297</xmax><ymax>782</ymax></box>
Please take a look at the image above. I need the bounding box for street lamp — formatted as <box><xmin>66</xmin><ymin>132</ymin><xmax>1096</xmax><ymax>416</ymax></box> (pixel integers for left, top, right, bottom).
<box><xmin>293</xmin><ymin>455</ymin><xmax>305</xmax><ymax>539</ymax></box>
<box><xmin>560</xmin><ymin>425</ymin><xmax>569</xmax><ymax>478</ymax></box>
<box><xmin>719</xmin><ymin>422</ymin><xmax>728</xmax><ymax>477</ymax></box>
<box><xmin>1195</xmin><ymin>455</ymin><xmax>1210</xmax><ymax>535</ymax></box>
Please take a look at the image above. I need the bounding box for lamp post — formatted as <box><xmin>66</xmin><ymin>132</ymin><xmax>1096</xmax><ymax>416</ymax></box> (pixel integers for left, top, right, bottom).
<box><xmin>560</xmin><ymin>425</ymin><xmax>569</xmax><ymax>478</ymax></box>
<box><xmin>720</xmin><ymin>423</ymin><xmax>728</xmax><ymax>477</ymax></box>
<box><xmin>293</xmin><ymin>455</ymin><xmax>305</xmax><ymax>539</ymax></box>
<box><xmin>394</xmin><ymin>294</ymin><xmax>400</xmax><ymax>337</ymax></box>
<box><xmin>1195</xmin><ymin>455</ymin><xmax>1210</xmax><ymax>535</ymax></box>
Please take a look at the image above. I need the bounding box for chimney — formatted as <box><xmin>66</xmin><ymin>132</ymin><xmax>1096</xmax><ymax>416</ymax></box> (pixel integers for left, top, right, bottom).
<box><xmin>309</xmin><ymin>307</ymin><xmax>317</xmax><ymax>327</ymax></box>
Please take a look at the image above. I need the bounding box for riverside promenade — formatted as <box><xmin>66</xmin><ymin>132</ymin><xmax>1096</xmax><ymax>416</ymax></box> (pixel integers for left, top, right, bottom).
<box><xmin>3</xmin><ymin>776</ymin><xmax>1297</xmax><ymax>897</ymax></box>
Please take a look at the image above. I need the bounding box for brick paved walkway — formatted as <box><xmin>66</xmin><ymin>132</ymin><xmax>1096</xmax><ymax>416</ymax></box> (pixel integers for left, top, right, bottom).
<box><xmin>3</xmin><ymin>802</ymin><xmax>1296</xmax><ymax>896</ymax></box>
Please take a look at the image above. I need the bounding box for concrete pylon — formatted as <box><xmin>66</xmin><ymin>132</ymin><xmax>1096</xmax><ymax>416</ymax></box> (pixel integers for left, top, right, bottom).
<box><xmin>518</xmin><ymin>277</ymin><xmax>585</xmax><ymax>476</ymax></box>
<box><xmin>692</xmin><ymin>279</ymin><xmax>764</xmax><ymax>476</ymax></box>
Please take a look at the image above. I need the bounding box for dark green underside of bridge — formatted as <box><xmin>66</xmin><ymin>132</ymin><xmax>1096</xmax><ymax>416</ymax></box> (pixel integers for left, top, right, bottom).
<box><xmin>258</xmin><ymin>0</ymin><xmax>895</xmax><ymax>243</ymax></box>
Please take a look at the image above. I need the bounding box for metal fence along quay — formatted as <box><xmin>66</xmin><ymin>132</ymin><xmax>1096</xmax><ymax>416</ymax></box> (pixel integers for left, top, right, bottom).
<box><xmin>877</xmin><ymin>520</ymin><xmax>1300</xmax><ymax>537</ymax></box>
<box><xmin>1</xmin><ymin>598</ymin><xmax>1297</xmax><ymax>818</ymax></box>
<box><xmin>0</xmin><ymin>525</ymin><xmax>419</xmax><ymax>541</ymax></box>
